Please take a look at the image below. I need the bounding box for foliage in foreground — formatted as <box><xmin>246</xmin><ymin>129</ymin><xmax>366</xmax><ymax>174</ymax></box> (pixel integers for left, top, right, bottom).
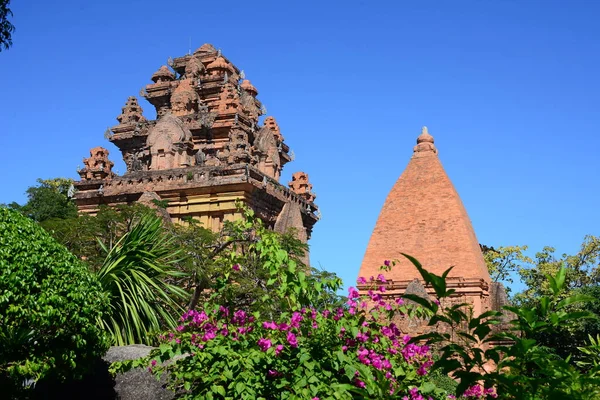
<box><xmin>97</xmin><ymin>213</ymin><xmax>188</xmax><ymax>346</ymax></box>
<box><xmin>114</xmin><ymin>210</ymin><xmax>444</xmax><ymax>399</ymax></box>
<box><xmin>0</xmin><ymin>207</ymin><xmax>109</xmax><ymax>396</ymax></box>
<box><xmin>115</xmin><ymin>224</ymin><xmax>600</xmax><ymax>399</ymax></box>
<box><xmin>484</xmin><ymin>236</ymin><xmax>600</xmax><ymax>363</ymax></box>
<box><xmin>4</xmin><ymin>178</ymin><xmax>78</xmax><ymax>223</ymax></box>
<box><xmin>405</xmin><ymin>253</ymin><xmax>600</xmax><ymax>399</ymax></box>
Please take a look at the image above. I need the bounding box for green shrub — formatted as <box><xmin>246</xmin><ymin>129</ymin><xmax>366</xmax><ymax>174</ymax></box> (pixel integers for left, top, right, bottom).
<box><xmin>0</xmin><ymin>207</ymin><xmax>109</xmax><ymax>395</ymax></box>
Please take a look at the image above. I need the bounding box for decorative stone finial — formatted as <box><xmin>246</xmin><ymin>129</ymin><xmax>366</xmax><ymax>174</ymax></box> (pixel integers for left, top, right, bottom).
<box><xmin>116</xmin><ymin>97</ymin><xmax>146</xmax><ymax>124</ymax></box>
<box><xmin>151</xmin><ymin>65</ymin><xmax>175</xmax><ymax>83</ymax></box>
<box><xmin>206</xmin><ymin>56</ymin><xmax>233</xmax><ymax>74</ymax></box>
<box><xmin>414</xmin><ymin>126</ymin><xmax>437</xmax><ymax>154</ymax></box>
<box><xmin>289</xmin><ymin>172</ymin><xmax>315</xmax><ymax>203</ymax></box>
<box><xmin>194</xmin><ymin>43</ymin><xmax>216</xmax><ymax>55</ymax></box>
<box><xmin>263</xmin><ymin>116</ymin><xmax>284</xmax><ymax>142</ymax></box>
<box><xmin>417</xmin><ymin>126</ymin><xmax>434</xmax><ymax>144</ymax></box>
<box><xmin>78</xmin><ymin>147</ymin><xmax>115</xmax><ymax>181</ymax></box>
<box><xmin>241</xmin><ymin>79</ymin><xmax>258</xmax><ymax>97</ymax></box>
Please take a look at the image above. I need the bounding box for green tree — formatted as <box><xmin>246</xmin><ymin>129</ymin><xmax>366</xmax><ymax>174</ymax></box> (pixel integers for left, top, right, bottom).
<box><xmin>0</xmin><ymin>0</ymin><xmax>14</xmax><ymax>51</ymax></box>
<box><xmin>405</xmin><ymin>254</ymin><xmax>600</xmax><ymax>399</ymax></box>
<box><xmin>516</xmin><ymin>235</ymin><xmax>600</xmax><ymax>303</ymax></box>
<box><xmin>7</xmin><ymin>178</ymin><xmax>78</xmax><ymax>223</ymax></box>
<box><xmin>484</xmin><ymin>237</ymin><xmax>600</xmax><ymax>364</ymax></box>
<box><xmin>174</xmin><ymin>207</ymin><xmax>342</xmax><ymax>315</ymax></box>
<box><xmin>482</xmin><ymin>244</ymin><xmax>532</xmax><ymax>291</ymax></box>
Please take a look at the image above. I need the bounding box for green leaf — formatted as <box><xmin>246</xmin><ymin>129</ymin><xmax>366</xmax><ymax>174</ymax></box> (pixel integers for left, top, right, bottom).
<box><xmin>402</xmin><ymin>294</ymin><xmax>435</xmax><ymax>312</ymax></box>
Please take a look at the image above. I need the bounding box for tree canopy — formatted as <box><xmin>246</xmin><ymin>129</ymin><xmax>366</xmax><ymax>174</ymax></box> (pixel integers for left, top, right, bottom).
<box><xmin>0</xmin><ymin>0</ymin><xmax>14</xmax><ymax>51</ymax></box>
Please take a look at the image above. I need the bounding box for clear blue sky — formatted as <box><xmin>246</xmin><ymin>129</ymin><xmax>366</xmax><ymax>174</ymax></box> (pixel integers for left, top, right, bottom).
<box><xmin>1</xmin><ymin>0</ymin><xmax>599</xmax><ymax>293</ymax></box>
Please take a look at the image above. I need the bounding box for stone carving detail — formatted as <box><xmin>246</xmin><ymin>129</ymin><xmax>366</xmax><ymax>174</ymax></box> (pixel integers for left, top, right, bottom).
<box><xmin>124</xmin><ymin>151</ymin><xmax>145</xmax><ymax>172</ymax></box>
<box><xmin>146</xmin><ymin>114</ymin><xmax>195</xmax><ymax>170</ymax></box>
<box><xmin>216</xmin><ymin>83</ymin><xmax>240</xmax><ymax>113</ymax></box>
<box><xmin>170</xmin><ymin>79</ymin><xmax>198</xmax><ymax>117</ymax></box>
<box><xmin>79</xmin><ymin>147</ymin><xmax>115</xmax><ymax>181</ymax></box>
<box><xmin>184</xmin><ymin>56</ymin><xmax>205</xmax><ymax>80</ymax></box>
<box><xmin>226</xmin><ymin>128</ymin><xmax>252</xmax><ymax>164</ymax></box>
<box><xmin>197</xmin><ymin>105</ymin><xmax>217</xmax><ymax>129</ymax></box>
<box><xmin>116</xmin><ymin>97</ymin><xmax>146</xmax><ymax>125</ymax></box>
<box><xmin>253</xmin><ymin>126</ymin><xmax>281</xmax><ymax>180</ymax></box>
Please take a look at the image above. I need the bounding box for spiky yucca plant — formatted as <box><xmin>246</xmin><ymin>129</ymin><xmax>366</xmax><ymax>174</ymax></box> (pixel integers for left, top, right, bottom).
<box><xmin>97</xmin><ymin>214</ymin><xmax>188</xmax><ymax>345</ymax></box>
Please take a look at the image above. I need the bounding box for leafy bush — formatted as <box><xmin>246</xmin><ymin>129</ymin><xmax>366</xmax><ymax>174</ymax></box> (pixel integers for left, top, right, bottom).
<box><xmin>114</xmin><ymin>210</ymin><xmax>445</xmax><ymax>399</ymax></box>
<box><xmin>404</xmin><ymin>253</ymin><xmax>600</xmax><ymax>399</ymax></box>
<box><xmin>0</xmin><ymin>207</ymin><xmax>109</xmax><ymax>395</ymax></box>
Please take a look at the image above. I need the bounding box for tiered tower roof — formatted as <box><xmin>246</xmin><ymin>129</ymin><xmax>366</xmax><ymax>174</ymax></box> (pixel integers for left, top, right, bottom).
<box><xmin>73</xmin><ymin>43</ymin><xmax>319</xmax><ymax>241</ymax></box>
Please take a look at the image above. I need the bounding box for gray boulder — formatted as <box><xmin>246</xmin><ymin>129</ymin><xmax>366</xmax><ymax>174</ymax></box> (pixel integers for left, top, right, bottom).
<box><xmin>104</xmin><ymin>345</ymin><xmax>175</xmax><ymax>400</ymax></box>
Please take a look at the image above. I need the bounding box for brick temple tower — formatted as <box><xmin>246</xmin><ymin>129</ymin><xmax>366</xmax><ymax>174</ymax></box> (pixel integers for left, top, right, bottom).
<box><xmin>358</xmin><ymin>127</ymin><xmax>506</xmax><ymax>319</ymax></box>
<box><xmin>73</xmin><ymin>44</ymin><xmax>318</xmax><ymax>246</ymax></box>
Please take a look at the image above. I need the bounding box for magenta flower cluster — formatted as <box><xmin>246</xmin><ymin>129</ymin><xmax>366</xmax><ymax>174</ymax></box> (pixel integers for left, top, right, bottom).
<box><xmin>463</xmin><ymin>385</ymin><xmax>497</xmax><ymax>399</ymax></box>
<box><xmin>160</xmin><ymin>269</ymin><xmax>442</xmax><ymax>398</ymax></box>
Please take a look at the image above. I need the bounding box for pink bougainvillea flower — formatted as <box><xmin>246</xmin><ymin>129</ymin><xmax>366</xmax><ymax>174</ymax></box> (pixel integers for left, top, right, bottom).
<box><xmin>278</xmin><ymin>323</ymin><xmax>290</xmax><ymax>331</ymax></box>
<box><xmin>384</xmin><ymin>260</ymin><xmax>390</xmax><ymax>267</ymax></box>
<box><xmin>263</xmin><ymin>321</ymin><xmax>278</xmax><ymax>330</ymax></box>
<box><xmin>257</xmin><ymin>337</ymin><xmax>272</xmax><ymax>352</ymax></box>
<box><xmin>377</xmin><ymin>273</ymin><xmax>387</xmax><ymax>282</ymax></box>
<box><xmin>290</xmin><ymin>312</ymin><xmax>303</xmax><ymax>328</ymax></box>
<box><xmin>232</xmin><ymin>310</ymin><xmax>247</xmax><ymax>325</ymax></box>
<box><xmin>275</xmin><ymin>344</ymin><xmax>284</xmax><ymax>355</ymax></box>
<box><xmin>232</xmin><ymin>264</ymin><xmax>240</xmax><ymax>271</ymax></box>
<box><xmin>357</xmin><ymin>276</ymin><xmax>367</xmax><ymax>284</ymax></box>
<box><xmin>287</xmin><ymin>332</ymin><xmax>298</xmax><ymax>348</ymax></box>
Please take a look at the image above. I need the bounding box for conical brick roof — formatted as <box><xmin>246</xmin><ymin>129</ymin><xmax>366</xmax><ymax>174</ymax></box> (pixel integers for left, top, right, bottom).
<box><xmin>359</xmin><ymin>127</ymin><xmax>491</xmax><ymax>284</ymax></box>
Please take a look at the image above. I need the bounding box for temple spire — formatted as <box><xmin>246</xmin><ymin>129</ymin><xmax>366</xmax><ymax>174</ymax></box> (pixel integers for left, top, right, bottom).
<box><xmin>359</xmin><ymin>126</ymin><xmax>490</xmax><ymax>297</ymax></box>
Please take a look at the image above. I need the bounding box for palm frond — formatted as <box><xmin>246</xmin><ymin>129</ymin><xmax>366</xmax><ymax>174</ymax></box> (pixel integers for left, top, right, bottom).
<box><xmin>97</xmin><ymin>214</ymin><xmax>188</xmax><ymax>345</ymax></box>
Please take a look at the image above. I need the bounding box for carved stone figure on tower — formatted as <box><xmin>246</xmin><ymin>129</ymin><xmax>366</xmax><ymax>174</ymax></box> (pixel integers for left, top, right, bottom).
<box><xmin>253</xmin><ymin>126</ymin><xmax>281</xmax><ymax>179</ymax></box>
<box><xmin>184</xmin><ymin>56</ymin><xmax>205</xmax><ymax>80</ymax></box>
<box><xmin>146</xmin><ymin>114</ymin><xmax>195</xmax><ymax>170</ymax></box>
